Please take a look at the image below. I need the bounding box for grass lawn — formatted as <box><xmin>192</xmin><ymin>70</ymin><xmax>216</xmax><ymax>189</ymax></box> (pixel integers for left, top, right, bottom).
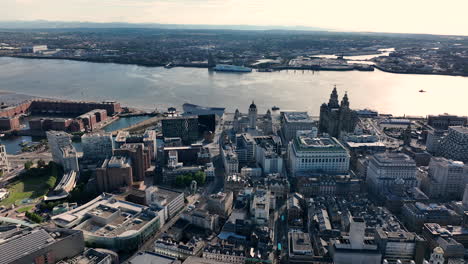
<box><xmin>0</xmin><ymin>165</ymin><xmax>59</xmax><ymax>207</ymax></box>
<box><xmin>16</xmin><ymin>205</ymin><xmax>34</xmax><ymax>213</ymax></box>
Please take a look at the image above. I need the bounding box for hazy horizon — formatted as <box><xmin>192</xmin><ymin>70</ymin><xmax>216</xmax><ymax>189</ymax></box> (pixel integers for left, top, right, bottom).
<box><xmin>2</xmin><ymin>0</ymin><xmax>468</xmax><ymax>36</ymax></box>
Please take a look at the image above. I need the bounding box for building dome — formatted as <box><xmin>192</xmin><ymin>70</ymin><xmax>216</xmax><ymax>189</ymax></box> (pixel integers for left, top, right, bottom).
<box><xmin>433</xmin><ymin>247</ymin><xmax>444</xmax><ymax>255</ymax></box>
<box><xmin>249</xmin><ymin>101</ymin><xmax>257</xmax><ymax>110</ymax></box>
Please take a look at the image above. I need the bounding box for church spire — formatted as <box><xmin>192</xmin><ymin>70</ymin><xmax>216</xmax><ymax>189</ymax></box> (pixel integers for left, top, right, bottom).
<box><xmin>328</xmin><ymin>85</ymin><xmax>339</xmax><ymax>108</ymax></box>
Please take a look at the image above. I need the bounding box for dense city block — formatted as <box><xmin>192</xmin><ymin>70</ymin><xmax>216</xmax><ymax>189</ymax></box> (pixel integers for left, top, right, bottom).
<box><xmin>0</xmin><ymin>85</ymin><xmax>467</xmax><ymax>264</ymax></box>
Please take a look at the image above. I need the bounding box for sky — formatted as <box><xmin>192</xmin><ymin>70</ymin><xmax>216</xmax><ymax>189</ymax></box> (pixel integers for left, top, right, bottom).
<box><xmin>2</xmin><ymin>0</ymin><xmax>468</xmax><ymax>35</ymax></box>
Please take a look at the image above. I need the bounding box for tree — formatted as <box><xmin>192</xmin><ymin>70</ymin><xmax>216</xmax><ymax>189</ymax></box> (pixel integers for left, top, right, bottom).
<box><xmin>193</xmin><ymin>171</ymin><xmax>206</xmax><ymax>185</ymax></box>
<box><xmin>25</xmin><ymin>211</ymin><xmax>43</xmax><ymax>223</ymax></box>
<box><xmin>174</xmin><ymin>172</ymin><xmax>206</xmax><ymax>187</ymax></box>
<box><xmin>39</xmin><ymin>201</ymin><xmax>60</xmax><ymax>211</ymax></box>
<box><xmin>175</xmin><ymin>175</ymin><xmax>185</xmax><ymax>187</ymax></box>
<box><xmin>37</xmin><ymin>159</ymin><xmax>46</xmax><ymax>168</ymax></box>
<box><xmin>183</xmin><ymin>174</ymin><xmax>193</xmax><ymax>186</ymax></box>
<box><xmin>24</xmin><ymin>161</ymin><xmax>33</xmax><ymax>170</ymax></box>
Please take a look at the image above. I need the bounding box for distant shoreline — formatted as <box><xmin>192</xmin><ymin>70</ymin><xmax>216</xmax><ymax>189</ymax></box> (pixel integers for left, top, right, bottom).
<box><xmin>2</xmin><ymin>55</ymin><xmax>467</xmax><ymax>77</ymax></box>
<box><xmin>372</xmin><ymin>64</ymin><xmax>468</xmax><ymax>77</ymax></box>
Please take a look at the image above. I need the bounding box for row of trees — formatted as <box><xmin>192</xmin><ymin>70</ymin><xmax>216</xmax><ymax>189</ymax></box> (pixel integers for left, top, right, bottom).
<box><xmin>175</xmin><ymin>171</ymin><xmax>206</xmax><ymax>188</ymax></box>
<box><xmin>24</xmin><ymin>159</ymin><xmax>47</xmax><ymax>170</ymax></box>
<box><xmin>25</xmin><ymin>211</ymin><xmax>43</xmax><ymax>223</ymax></box>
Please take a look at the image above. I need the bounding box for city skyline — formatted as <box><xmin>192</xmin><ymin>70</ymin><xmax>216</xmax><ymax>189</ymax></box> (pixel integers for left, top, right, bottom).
<box><xmin>0</xmin><ymin>2</ymin><xmax>467</xmax><ymax>263</ymax></box>
<box><xmin>2</xmin><ymin>0</ymin><xmax>468</xmax><ymax>36</ymax></box>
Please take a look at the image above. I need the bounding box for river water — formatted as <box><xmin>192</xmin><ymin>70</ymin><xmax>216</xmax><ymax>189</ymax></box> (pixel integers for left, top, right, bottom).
<box><xmin>0</xmin><ymin>57</ymin><xmax>467</xmax><ymax>118</ymax></box>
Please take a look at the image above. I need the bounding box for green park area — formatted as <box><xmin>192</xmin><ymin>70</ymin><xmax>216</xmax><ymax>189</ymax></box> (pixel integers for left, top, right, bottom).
<box><xmin>0</xmin><ymin>162</ymin><xmax>61</xmax><ymax>207</ymax></box>
<box><xmin>174</xmin><ymin>171</ymin><xmax>206</xmax><ymax>188</ymax></box>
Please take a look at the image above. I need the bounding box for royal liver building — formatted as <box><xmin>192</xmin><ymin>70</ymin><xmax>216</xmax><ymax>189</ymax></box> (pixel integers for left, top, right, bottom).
<box><xmin>319</xmin><ymin>86</ymin><xmax>358</xmax><ymax>138</ymax></box>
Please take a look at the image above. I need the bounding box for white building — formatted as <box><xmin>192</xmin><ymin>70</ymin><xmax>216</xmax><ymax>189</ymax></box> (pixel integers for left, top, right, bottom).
<box><xmin>21</xmin><ymin>45</ymin><xmax>48</xmax><ymax>53</ymax></box>
<box><xmin>181</xmin><ymin>209</ymin><xmax>219</xmax><ymax>231</ymax></box>
<box><xmin>115</xmin><ymin>131</ymin><xmax>129</xmax><ymax>148</ymax></box>
<box><xmin>421</xmin><ymin>157</ymin><xmax>468</xmax><ymax>199</ymax></box>
<box><xmin>281</xmin><ymin>111</ymin><xmax>316</xmax><ymax>142</ymax></box>
<box><xmin>254</xmin><ymin>136</ymin><xmax>283</xmax><ymax>174</ymax></box>
<box><xmin>207</xmin><ymin>192</ymin><xmax>233</xmax><ymax>217</ymax></box>
<box><xmin>47</xmin><ymin>131</ymin><xmax>73</xmax><ymax>164</ymax></box>
<box><xmin>145</xmin><ymin>186</ymin><xmax>184</xmax><ymax>220</ymax></box>
<box><xmin>0</xmin><ymin>188</ymin><xmax>9</xmax><ymax>201</ymax></box>
<box><xmin>221</xmin><ymin>145</ymin><xmax>239</xmax><ymax>175</ymax></box>
<box><xmin>52</xmin><ymin>193</ymin><xmax>163</xmax><ymax>252</ymax></box>
<box><xmin>61</xmin><ymin>145</ymin><xmax>79</xmax><ymax>172</ymax></box>
<box><xmin>366</xmin><ymin>153</ymin><xmax>417</xmax><ymax>195</ymax></box>
<box><xmin>426</xmin><ymin>127</ymin><xmax>446</xmax><ymax>154</ymax></box>
<box><xmin>0</xmin><ymin>144</ymin><xmax>9</xmax><ymax>174</ymax></box>
<box><xmin>251</xmin><ymin>189</ymin><xmax>270</xmax><ymax>225</ymax></box>
<box><xmin>257</xmin><ymin>148</ymin><xmax>283</xmax><ymax>175</ymax></box>
<box><xmin>288</xmin><ymin>131</ymin><xmax>350</xmax><ymax>176</ymax></box>
<box><xmin>82</xmin><ymin>132</ymin><xmax>114</xmax><ymax>161</ymax></box>
<box><xmin>167</xmin><ymin>150</ymin><xmax>182</xmax><ymax>169</ymax></box>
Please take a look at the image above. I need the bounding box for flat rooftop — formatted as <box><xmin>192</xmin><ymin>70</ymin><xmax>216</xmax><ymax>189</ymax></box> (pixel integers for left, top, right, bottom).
<box><xmin>334</xmin><ymin>236</ymin><xmax>378</xmax><ymax>250</ymax></box>
<box><xmin>450</xmin><ymin>126</ymin><xmax>468</xmax><ymax>134</ymax></box>
<box><xmin>373</xmin><ymin>152</ymin><xmax>414</xmax><ymax>163</ymax></box>
<box><xmin>52</xmin><ymin>193</ymin><xmax>150</xmax><ymax>228</ymax></box>
<box><xmin>346</xmin><ymin>142</ymin><xmax>386</xmax><ymax>148</ymax></box>
<box><xmin>183</xmin><ymin>256</ymin><xmax>225</xmax><ymax>264</ymax></box>
<box><xmin>147</xmin><ymin>186</ymin><xmax>183</xmax><ymax>203</ymax></box>
<box><xmin>128</xmin><ymin>251</ymin><xmax>178</xmax><ymax>264</ymax></box>
<box><xmin>115</xmin><ymin>131</ymin><xmax>130</xmax><ymax>142</ymax></box>
<box><xmin>120</xmin><ymin>143</ymin><xmax>144</xmax><ymax>150</ymax></box>
<box><xmin>0</xmin><ymin>228</ymin><xmax>80</xmax><ymax>264</ymax></box>
<box><xmin>376</xmin><ymin>229</ymin><xmax>418</xmax><ymax>241</ymax></box>
<box><xmin>57</xmin><ymin>248</ymin><xmax>110</xmax><ymax>264</ymax></box>
<box><xmin>294</xmin><ymin>135</ymin><xmax>346</xmax><ymax>152</ymax></box>
<box><xmin>76</xmin><ymin>205</ymin><xmax>155</xmax><ymax>237</ymax></box>
<box><xmin>283</xmin><ymin>111</ymin><xmax>313</xmax><ymax>123</ymax></box>
<box><xmin>105</xmin><ymin>156</ymin><xmax>131</xmax><ymax>168</ymax></box>
<box><xmin>253</xmin><ymin>135</ymin><xmax>280</xmax><ymax>149</ymax></box>
<box><xmin>290</xmin><ymin>232</ymin><xmax>313</xmax><ymax>254</ymax></box>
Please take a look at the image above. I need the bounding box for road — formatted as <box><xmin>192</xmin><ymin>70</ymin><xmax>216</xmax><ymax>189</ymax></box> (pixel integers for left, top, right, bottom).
<box><xmin>274</xmin><ymin>199</ymin><xmax>289</xmax><ymax>264</ymax></box>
